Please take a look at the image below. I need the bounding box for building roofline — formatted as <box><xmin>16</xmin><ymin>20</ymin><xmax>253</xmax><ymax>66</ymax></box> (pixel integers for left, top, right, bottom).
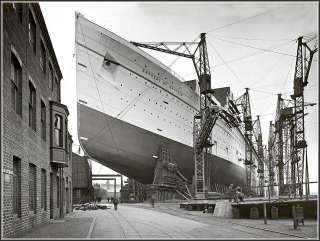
<box><xmin>32</xmin><ymin>3</ymin><xmax>63</xmax><ymax>80</ymax></box>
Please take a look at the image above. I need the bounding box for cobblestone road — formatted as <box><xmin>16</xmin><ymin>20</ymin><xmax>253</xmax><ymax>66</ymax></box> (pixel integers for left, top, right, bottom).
<box><xmin>17</xmin><ymin>202</ymin><xmax>318</xmax><ymax>239</ymax></box>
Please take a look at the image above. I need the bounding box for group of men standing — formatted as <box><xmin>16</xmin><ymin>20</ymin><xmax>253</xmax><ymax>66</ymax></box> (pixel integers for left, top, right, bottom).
<box><xmin>227</xmin><ymin>184</ymin><xmax>245</xmax><ymax>203</ymax></box>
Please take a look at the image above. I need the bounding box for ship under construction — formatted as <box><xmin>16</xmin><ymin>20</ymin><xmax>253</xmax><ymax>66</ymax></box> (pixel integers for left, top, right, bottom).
<box><xmin>75</xmin><ymin>12</ymin><xmax>260</xmax><ymax>198</ymax></box>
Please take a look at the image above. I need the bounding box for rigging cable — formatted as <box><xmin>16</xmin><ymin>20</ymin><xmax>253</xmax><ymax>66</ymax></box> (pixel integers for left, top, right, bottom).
<box><xmin>211</xmin><ymin>39</ymin><xmax>295</xmax><ymax>68</ymax></box>
<box><xmin>206</xmin><ymin>6</ymin><xmax>281</xmax><ymax>34</ymax></box>
<box><xmin>208</xmin><ymin>34</ymin><xmax>294</xmax><ymax>42</ymax></box>
<box><xmin>279</xmin><ymin>53</ymin><xmax>296</xmax><ymax>93</ymax></box>
<box><xmin>206</xmin><ymin>38</ymin><xmax>246</xmax><ymax>89</ymax></box>
<box><xmin>210</xmin><ymin>36</ymin><xmax>297</xmax><ymax>58</ymax></box>
<box><xmin>250</xmin><ymin>41</ymin><xmax>296</xmax><ymax>89</ymax></box>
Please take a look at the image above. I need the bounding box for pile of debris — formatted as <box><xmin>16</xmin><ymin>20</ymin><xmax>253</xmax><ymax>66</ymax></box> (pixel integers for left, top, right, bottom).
<box><xmin>73</xmin><ymin>203</ymin><xmax>111</xmax><ymax>211</ymax></box>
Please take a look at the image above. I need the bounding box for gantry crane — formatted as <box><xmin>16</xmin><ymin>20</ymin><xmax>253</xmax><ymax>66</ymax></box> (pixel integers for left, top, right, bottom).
<box><xmin>253</xmin><ymin>116</ymin><xmax>265</xmax><ymax>196</ymax></box>
<box><xmin>131</xmin><ymin>33</ymin><xmax>224</xmax><ymax>199</ymax></box>
<box><xmin>274</xmin><ymin>94</ymin><xmax>294</xmax><ymax>196</ymax></box>
<box><xmin>267</xmin><ymin>121</ymin><xmax>276</xmax><ymax>197</ymax></box>
<box><xmin>235</xmin><ymin>88</ymin><xmax>256</xmax><ymax>195</ymax></box>
<box><xmin>131</xmin><ymin>33</ymin><xmax>241</xmax><ymax>199</ymax></box>
<box><xmin>267</xmin><ymin>36</ymin><xmax>317</xmax><ymax>198</ymax></box>
<box><xmin>290</xmin><ymin>36</ymin><xmax>317</xmax><ymax>198</ymax></box>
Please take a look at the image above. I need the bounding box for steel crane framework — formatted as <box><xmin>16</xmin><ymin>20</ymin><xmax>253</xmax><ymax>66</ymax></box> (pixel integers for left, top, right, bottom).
<box><xmin>267</xmin><ymin>36</ymin><xmax>317</xmax><ymax>199</ymax></box>
<box><xmin>131</xmin><ymin>33</ymin><xmax>240</xmax><ymax>199</ymax></box>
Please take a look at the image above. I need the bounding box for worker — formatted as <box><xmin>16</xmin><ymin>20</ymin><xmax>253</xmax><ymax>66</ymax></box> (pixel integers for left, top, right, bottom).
<box><xmin>235</xmin><ymin>186</ymin><xmax>244</xmax><ymax>203</ymax></box>
<box><xmin>227</xmin><ymin>184</ymin><xmax>234</xmax><ymax>202</ymax></box>
<box><xmin>150</xmin><ymin>195</ymin><xmax>155</xmax><ymax>208</ymax></box>
<box><xmin>113</xmin><ymin>197</ymin><xmax>119</xmax><ymax>210</ymax></box>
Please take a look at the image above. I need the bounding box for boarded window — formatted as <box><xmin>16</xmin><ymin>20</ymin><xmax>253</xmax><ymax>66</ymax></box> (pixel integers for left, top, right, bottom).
<box><xmin>41</xmin><ymin>101</ymin><xmax>46</xmax><ymax>141</ymax></box>
<box><xmin>11</xmin><ymin>53</ymin><xmax>22</xmax><ymax>116</ymax></box>
<box><xmin>29</xmin><ymin>164</ymin><xmax>36</xmax><ymax>212</ymax></box>
<box><xmin>29</xmin><ymin>81</ymin><xmax>36</xmax><ymax>130</ymax></box>
<box><xmin>41</xmin><ymin>169</ymin><xmax>47</xmax><ymax>210</ymax></box>
<box><xmin>13</xmin><ymin>156</ymin><xmax>21</xmax><ymax>217</ymax></box>
<box><xmin>28</xmin><ymin>9</ymin><xmax>36</xmax><ymax>53</ymax></box>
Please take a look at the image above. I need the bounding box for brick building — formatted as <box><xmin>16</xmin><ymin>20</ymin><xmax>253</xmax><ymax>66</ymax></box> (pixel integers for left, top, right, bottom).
<box><xmin>72</xmin><ymin>153</ymin><xmax>93</xmax><ymax>204</ymax></box>
<box><xmin>1</xmin><ymin>3</ymin><xmax>73</xmax><ymax>237</ymax></box>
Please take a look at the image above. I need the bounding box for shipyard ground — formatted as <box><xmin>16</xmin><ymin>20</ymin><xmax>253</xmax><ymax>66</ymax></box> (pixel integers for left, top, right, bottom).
<box><xmin>15</xmin><ymin>202</ymin><xmax>317</xmax><ymax>239</ymax></box>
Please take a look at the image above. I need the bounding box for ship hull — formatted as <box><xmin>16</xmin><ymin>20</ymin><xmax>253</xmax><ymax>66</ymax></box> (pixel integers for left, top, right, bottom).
<box><xmin>78</xmin><ymin>103</ymin><xmax>246</xmax><ymax>186</ymax></box>
<box><xmin>75</xmin><ymin>12</ymin><xmax>253</xmax><ymax>189</ymax></box>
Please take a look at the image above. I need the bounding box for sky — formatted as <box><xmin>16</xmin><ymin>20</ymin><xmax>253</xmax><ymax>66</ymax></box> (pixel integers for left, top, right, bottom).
<box><xmin>40</xmin><ymin>1</ymin><xmax>318</xmax><ymax>191</ymax></box>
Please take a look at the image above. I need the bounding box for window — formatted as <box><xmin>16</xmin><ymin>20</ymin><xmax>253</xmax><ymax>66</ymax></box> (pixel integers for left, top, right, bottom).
<box><xmin>48</xmin><ymin>63</ymin><xmax>53</xmax><ymax>90</ymax></box>
<box><xmin>40</xmin><ymin>41</ymin><xmax>46</xmax><ymax>72</ymax></box>
<box><xmin>41</xmin><ymin>169</ymin><xmax>47</xmax><ymax>210</ymax></box>
<box><xmin>54</xmin><ymin>114</ymin><xmax>63</xmax><ymax>147</ymax></box>
<box><xmin>41</xmin><ymin>101</ymin><xmax>46</xmax><ymax>141</ymax></box>
<box><xmin>29</xmin><ymin>81</ymin><xmax>36</xmax><ymax>130</ymax></box>
<box><xmin>11</xmin><ymin>53</ymin><xmax>22</xmax><ymax>116</ymax></box>
<box><xmin>13</xmin><ymin>156</ymin><xmax>21</xmax><ymax>217</ymax></box>
<box><xmin>56</xmin><ymin>78</ymin><xmax>60</xmax><ymax>102</ymax></box>
<box><xmin>28</xmin><ymin>9</ymin><xmax>36</xmax><ymax>53</ymax></box>
<box><xmin>57</xmin><ymin>176</ymin><xmax>60</xmax><ymax>208</ymax></box>
<box><xmin>65</xmin><ymin>120</ymin><xmax>68</xmax><ymax>157</ymax></box>
<box><xmin>29</xmin><ymin>164</ymin><xmax>36</xmax><ymax>213</ymax></box>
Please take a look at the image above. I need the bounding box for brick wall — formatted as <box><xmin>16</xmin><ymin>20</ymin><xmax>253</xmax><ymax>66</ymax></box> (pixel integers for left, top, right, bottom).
<box><xmin>2</xmin><ymin>3</ymin><xmax>72</xmax><ymax>238</ymax></box>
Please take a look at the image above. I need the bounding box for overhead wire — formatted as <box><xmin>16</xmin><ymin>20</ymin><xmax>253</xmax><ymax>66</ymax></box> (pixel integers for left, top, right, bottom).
<box><xmin>279</xmin><ymin>53</ymin><xmax>296</xmax><ymax>93</ymax></box>
<box><xmin>206</xmin><ymin>38</ymin><xmax>247</xmax><ymax>89</ymax></box>
<box><xmin>250</xmin><ymin>41</ymin><xmax>296</xmax><ymax>89</ymax></box>
<box><xmin>209</xmin><ymin>39</ymin><xmax>295</xmax><ymax>68</ymax></box>
<box><xmin>209</xmin><ymin>34</ymin><xmax>294</xmax><ymax>42</ymax></box>
<box><xmin>206</xmin><ymin>6</ymin><xmax>278</xmax><ymax>34</ymax></box>
<box><xmin>211</xmin><ymin>36</ymin><xmax>297</xmax><ymax>58</ymax></box>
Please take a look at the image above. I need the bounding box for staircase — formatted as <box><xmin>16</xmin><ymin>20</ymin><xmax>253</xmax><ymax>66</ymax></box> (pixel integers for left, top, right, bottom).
<box><xmin>213</xmin><ymin>200</ymin><xmax>233</xmax><ymax>218</ymax></box>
